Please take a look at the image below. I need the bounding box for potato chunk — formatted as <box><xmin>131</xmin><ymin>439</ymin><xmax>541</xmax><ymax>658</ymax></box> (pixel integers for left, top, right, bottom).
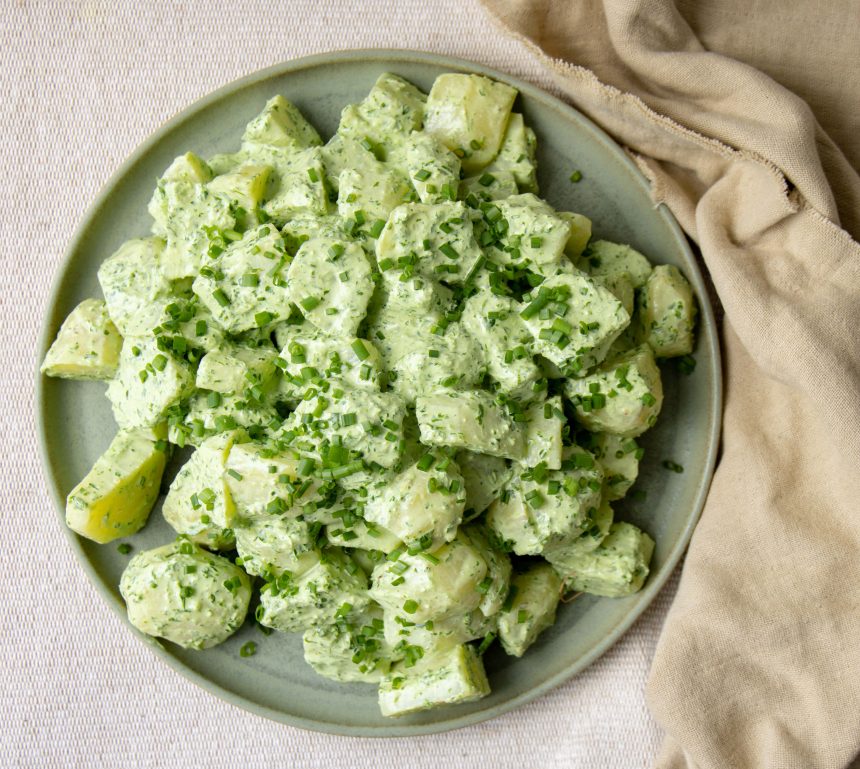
<box><xmin>486</xmin><ymin>448</ymin><xmax>603</xmax><ymax>556</ymax></box>
<box><xmin>364</xmin><ymin>457</ymin><xmax>466</xmax><ymax>551</ymax></box>
<box><xmin>106</xmin><ymin>337</ymin><xmax>195</xmax><ymax>429</ymax></box>
<box><xmin>241</xmin><ymin>95</ymin><xmax>322</xmax><ymax>152</ymax></box>
<box><xmin>370</xmin><ymin>532</ymin><xmax>488</xmax><ymax>624</ymax></box>
<box><xmin>425</xmin><ymin>73</ymin><xmax>517</xmax><ymax>173</ymax></box>
<box><xmin>378</xmin><ymin>643</ymin><xmax>490</xmax><ymax>717</ymax></box>
<box><xmin>638</xmin><ymin>264</ymin><xmax>697</xmax><ymax>357</ymax></box>
<box><xmin>551</xmin><ymin>522</ymin><xmax>654</xmax><ymax>597</ymax></box>
<box><xmin>65</xmin><ymin>426</ymin><xmax>167</xmax><ymax>544</ymax></box>
<box><xmin>564</xmin><ymin>344</ymin><xmax>663</xmax><ymax>437</ymax></box>
<box><xmin>97</xmin><ymin>237</ymin><xmax>172</xmax><ymax>336</ymax></box>
<box><xmin>41</xmin><ymin>298</ymin><xmax>122</xmax><ymax>381</ymax></box>
<box><xmin>520</xmin><ymin>271</ymin><xmax>630</xmax><ymax>375</ymax></box>
<box><xmin>119</xmin><ymin>539</ymin><xmax>251</xmax><ymax>649</ymax></box>
<box><xmin>287</xmin><ymin>236</ymin><xmax>374</xmax><ymax>337</ymax></box>
<box><xmin>415</xmin><ymin>390</ymin><xmax>524</xmax><ymax>460</ymax></box>
<box><xmin>235</xmin><ymin>516</ymin><xmax>319</xmax><ymax>578</ymax></box>
<box><xmin>497</xmin><ymin>564</ymin><xmax>561</xmax><ymax>657</ymax></box>
<box><xmin>161</xmin><ymin>431</ymin><xmax>241</xmax><ymax>550</ymax></box>
<box><xmin>257</xmin><ymin>549</ymin><xmax>370</xmax><ymax>633</ymax></box>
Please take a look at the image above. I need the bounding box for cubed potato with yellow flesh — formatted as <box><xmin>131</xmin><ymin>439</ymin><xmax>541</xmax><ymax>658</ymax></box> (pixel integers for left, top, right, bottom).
<box><xmin>424</xmin><ymin>74</ymin><xmax>517</xmax><ymax>173</ymax></box>
<box><xmin>65</xmin><ymin>425</ymin><xmax>167</xmax><ymax>543</ymax></box>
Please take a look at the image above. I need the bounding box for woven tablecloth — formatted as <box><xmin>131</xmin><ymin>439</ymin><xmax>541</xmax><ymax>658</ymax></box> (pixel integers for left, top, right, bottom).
<box><xmin>4</xmin><ymin>1</ymin><xmax>684</xmax><ymax>766</ymax></box>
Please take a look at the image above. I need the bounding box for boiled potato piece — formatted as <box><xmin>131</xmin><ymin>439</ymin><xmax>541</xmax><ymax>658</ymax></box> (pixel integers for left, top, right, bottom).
<box><xmin>486</xmin><ymin>447</ymin><xmax>603</xmax><ymax>556</ymax></box>
<box><xmin>242</xmin><ymin>95</ymin><xmax>322</xmax><ymax>151</ymax></box>
<box><xmin>424</xmin><ymin>73</ymin><xmax>517</xmax><ymax>173</ymax></box>
<box><xmin>638</xmin><ymin>264</ymin><xmax>697</xmax><ymax>357</ymax></box>
<box><xmin>363</xmin><ymin>456</ymin><xmax>466</xmax><ymax>551</ymax></box>
<box><xmin>161</xmin><ymin>431</ymin><xmax>240</xmax><ymax>550</ymax></box>
<box><xmin>287</xmin><ymin>236</ymin><xmax>374</xmax><ymax>337</ymax></box>
<box><xmin>520</xmin><ymin>271</ymin><xmax>630</xmax><ymax>375</ymax></box>
<box><xmin>485</xmin><ymin>112</ymin><xmax>538</xmax><ymax>192</ymax></box>
<box><xmin>588</xmin><ymin>433</ymin><xmax>641</xmax><ymax>500</ymax></box>
<box><xmin>578</xmin><ymin>240</ymin><xmax>653</xmax><ymax>288</ymax></box>
<box><xmin>257</xmin><ymin>549</ymin><xmax>370</xmax><ymax>633</ymax></box>
<box><xmin>235</xmin><ymin>515</ymin><xmax>319</xmax><ymax>578</ymax></box>
<box><xmin>564</xmin><ymin>344</ymin><xmax>663</xmax><ymax>437</ymax></box>
<box><xmin>303</xmin><ymin>607</ymin><xmax>392</xmax><ymax>683</ymax></box>
<box><xmin>522</xmin><ymin>396</ymin><xmax>565</xmax><ymax>470</ymax></box>
<box><xmin>97</xmin><ymin>237</ymin><xmax>172</xmax><ymax>336</ymax></box>
<box><xmin>119</xmin><ymin>539</ymin><xmax>251</xmax><ymax>649</ymax></box>
<box><xmin>552</xmin><ymin>521</ymin><xmax>654</xmax><ymax>597</ymax></box>
<box><xmin>378</xmin><ymin>643</ymin><xmax>490</xmax><ymax>717</ymax></box>
<box><xmin>456</xmin><ymin>451</ymin><xmax>510</xmax><ymax>518</ymax></box>
<box><xmin>41</xmin><ymin>298</ymin><xmax>122</xmax><ymax>380</ymax></box>
<box><xmin>195</xmin><ymin>342</ymin><xmax>278</xmax><ymax>395</ymax></box>
<box><xmin>370</xmin><ymin>532</ymin><xmax>488</xmax><ymax>624</ymax></box>
<box><xmin>497</xmin><ymin>564</ymin><xmax>562</xmax><ymax>657</ymax></box>
<box><xmin>543</xmin><ymin>498</ymin><xmax>614</xmax><ymax>566</ymax></box>
<box><xmin>65</xmin><ymin>425</ymin><xmax>167</xmax><ymax>544</ymax></box>
<box><xmin>415</xmin><ymin>390</ymin><xmax>524</xmax><ymax>460</ymax></box>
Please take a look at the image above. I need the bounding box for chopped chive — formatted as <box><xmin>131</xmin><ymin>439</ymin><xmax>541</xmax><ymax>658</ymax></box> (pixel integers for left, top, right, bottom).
<box><xmin>328</xmin><ymin>243</ymin><xmax>345</xmax><ymax>259</ymax></box>
<box><xmin>307</xmin><ymin>167</ymin><xmax>319</xmax><ymax>183</ymax></box>
<box><xmin>569</xmin><ymin>170</ymin><xmax>582</xmax><ymax>183</ymax></box>
<box><xmin>439</xmin><ymin>243</ymin><xmax>458</xmax><ymax>260</ymax></box>
<box><xmin>340</xmin><ymin>413</ymin><xmax>357</xmax><ymax>427</ymax></box>
<box><xmin>240</xmin><ymin>272</ymin><xmax>259</xmax><ymax>287</ymax></box>
<box><xmin>662</xmin><ymin>459</ymin><xmax>684</xmax><ymax>473</ymax></box>
<box><xmin>226</xmin><ymin>469</ymin><xmax>243</xmax><ymax>481</ymax></box>
<box><xmin>214</xmin><ymin>415</ymin><xmax>237</xmax><ymax>431</ymax></box>
<box><xmin>351</xmin><ymin>339</ymin><xmax>370</xmax><ymax>360</ymax></box>
<box><xmin>297</xmin><ymin>457</ymin><xmax>316</xmax><ymax>476</ymax></box>
<box><xmin>478</xmin><ymin>173</ymin><xmax>495</xmax><ymax>187</ymax></box>
<box><xmin>402</xmin><ymin>599</ymin><xmax>419</xmax><ymax>614</ymax></box>
<box><xmin>530</xmin><ymin>236</ymin><xmax>543</xmax><ymax>248</ymax></box>
<box><xmin>477</xmin><ymin>632</ymin><xmax>496</xmax><ymax>655</ymax></box>
<box><xmin>117</xmin><ymin>543</ymin><xmax>132</xmax><ymax>555</ymax></box>
<box><xmin>239</xmin><ymin>641</ymin><xmax>257</xmax><ymax>658</ymax></box>
<box><xmin>300</xmin><ymin>296</ymin><xmax>321</xmax><ymax>311</ymax></box>
<box><xmin>212</xmin><ymin>288</ymin><xmax>230</xmax><ymax>307</ymax></box>
<box><xmin>501</xmin><ymin>586</ymin><xmax>518</xmax><ymax>612</ymax></box>
<box><xmin>519</xmin><ymin>288</ymin><xmax>552</xmax><ymax>319</ymax></box>
<box><xmin>414</xmin><ymin>169</ymin><xmax>431</xmax><ymax>181</ymax></box>
<box><xmin>151</xmin><ymin>354</ymin><xmax>167</xmax><ymax>372</ymax></box>
<box><xmin>416</xmin><ymin>453</ymin><xmax>435</xmax><ymax>472</ymax></box>
<box><xmin>207</xmin><ymin>391</ymin><xmax>222</xmax><ymax>408</ymax></box>
<box><xmin>254</xmin><ymin>311</ymin><xmax>274</xmax><ymax>327</ymax></box>
<box><xmin>677</xmin><ymin>355</ymin><xmax>696</xmax><ymax>375</ymax></box>
<box><xmin>524</xmin><ymin>489</ymin><xmax>545</xmax><ymax>508</ymax></box>
<box><xmin>369</xmin><ymin>219</ymin><xmax>386</xmax><ymax>238</ymax></box>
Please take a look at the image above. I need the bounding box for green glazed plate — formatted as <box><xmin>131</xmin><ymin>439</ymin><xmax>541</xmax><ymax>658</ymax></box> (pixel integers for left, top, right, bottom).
<box><xmin>38</xmin><ymin>49</ymin><xmax>721</xmax><ymax>736</ymax></box>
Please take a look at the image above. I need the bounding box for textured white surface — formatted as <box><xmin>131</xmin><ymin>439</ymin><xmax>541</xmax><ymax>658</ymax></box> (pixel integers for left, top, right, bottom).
<box><xmin>2</xmin><ymin>1</ymin><xmax>673</xmax><ymax>766</ymax></box>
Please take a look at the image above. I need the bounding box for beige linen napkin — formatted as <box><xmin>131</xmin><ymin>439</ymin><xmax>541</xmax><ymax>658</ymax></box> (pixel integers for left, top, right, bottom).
<box><xmin>480</xmin><ymin>1</ymin><xmax>860</xmax><ymax>767</ymax></box>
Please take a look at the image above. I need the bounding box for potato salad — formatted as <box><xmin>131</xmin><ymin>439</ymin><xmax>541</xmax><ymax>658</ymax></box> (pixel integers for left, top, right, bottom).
<box><xmin>43</xmin><ymin>71</ymin><xmax>697</xmax><ymax>716</ymax></box>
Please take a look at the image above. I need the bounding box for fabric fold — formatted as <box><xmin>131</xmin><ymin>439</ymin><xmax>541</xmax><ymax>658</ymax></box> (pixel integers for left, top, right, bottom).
<box><xmin>480</xmin><ymin>1</ymin><xmax>860</xmax><ymax>767</ymax></box>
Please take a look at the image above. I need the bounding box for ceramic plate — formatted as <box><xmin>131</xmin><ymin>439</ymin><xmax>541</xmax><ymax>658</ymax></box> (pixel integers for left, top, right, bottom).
<box><xmin>38</xmin><ymin>49</ymin><xmax>721</xmax><ymax>736</ymax></box>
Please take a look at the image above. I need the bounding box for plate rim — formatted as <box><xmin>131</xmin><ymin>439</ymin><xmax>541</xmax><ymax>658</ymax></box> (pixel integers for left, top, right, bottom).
<box><xmin>36</xmin><ymin>47</ymin><xmax>722</xmax><ymax>737</ymax></box>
